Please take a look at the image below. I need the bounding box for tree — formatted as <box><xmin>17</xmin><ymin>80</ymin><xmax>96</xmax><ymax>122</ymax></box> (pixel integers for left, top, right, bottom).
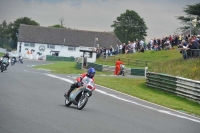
<box><xmin>49</xmin><ymin>24</ymin><xmax>65</xmax><ymax>28</ymax></box>
<box><xmin>0</xmin><ymin>20</ymin><xmax>9</xmax><ymax>39</ymax></box>
<box><xmin>9</xmin><ymin>17</ymin><xmax>40</xmax><ymax>49</ymax></box>
<box><xmin>0</xmin><ymin>20</ymin><xmax>13</xmax><ymax>49</ymax></box>
<box><xmin>111</xmin><ymin>10</ymin><xmax>148</xmax><ymax>43</ymax></box>
<box><xmin>177</xmin><ymin>3</ymin><xmax>200</xmax><ymax>34</ymax></box>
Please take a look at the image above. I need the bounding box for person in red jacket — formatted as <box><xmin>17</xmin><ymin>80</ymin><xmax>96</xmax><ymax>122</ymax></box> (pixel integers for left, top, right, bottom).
<box><xmin>114</xmin><ymin>59</ymin><xmax>124</xmax><ymax>75</ymax></box>
<box><xmin>64</xmin><ymin>67</ymin><xmax>96</xmax><ymax>98</ymax></box>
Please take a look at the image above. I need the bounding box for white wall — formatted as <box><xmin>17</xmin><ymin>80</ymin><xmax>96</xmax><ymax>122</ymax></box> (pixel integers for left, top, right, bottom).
<box><xmin>17</xmin><ymin>42</ymin><xmax>96</xmax><ymax>62</ymax></box>
<box><xmin>0</xmin><ymin>47</ymin><xmax>6</xmax><ymax>54</ymax></box>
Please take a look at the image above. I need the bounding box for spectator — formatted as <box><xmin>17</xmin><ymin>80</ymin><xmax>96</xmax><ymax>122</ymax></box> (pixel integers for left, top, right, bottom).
<box><xmin>185</xmin><ymin>38</ymin><xmax>199</xmax><ymax>58</ymax></box>
<box><xmin>150</xmin><ymin>39</ymin><xmax>153</xmax><ymax>50</ymax></box>
<box><xmin>140</xmin><ymin>40</ymin><xmax>144</xmax><ymax>50</ymax></box>
<box><xmin>132</xmin><ymin>41</ymin><xmax>136</xmax><ymax>52</ymax></box>
<box><xmin>114</xmin><ymin>44</ymin><xmax>119</xmax><ymax>55</ymax></box>
<box><xmin>165</xmin><ymin>39</ymin><xmax>171</xmax><ymax>50</ymax></box>
<box><xmin>122</xmin><ymin>43</ymin><xmax>126</xmax><ymax>54</ymax></box>
<box><xmin>178</xmin><ymin>34</ymin><xmax>182</xmax><ymax>44</ymax></box>
<box><xmin>119</xmin><ymin>43</ymin><xmax>122</xmax><ymax>54</ymax></box>
<box><xmin>178</xmin><ymin>40</ymin><xmax>188</xmax><ymax>59</ymax></box>
<box><xmin>139</xmin><ymin>47</ymin><xmax>144</xmax><ymax>52</ymax></box>
<box><xmin>110</xmin><ymin>45</ymin><xmax>114</xmax><ymax>56</ymax></box>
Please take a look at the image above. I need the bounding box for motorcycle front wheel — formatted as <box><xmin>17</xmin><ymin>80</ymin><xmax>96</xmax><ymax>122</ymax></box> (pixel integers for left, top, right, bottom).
<box><xmin>77</xmin><ymin>94</ymin><xmax>88</xmax><ymax>110</ymax></box>
<box><xmin>65</xmin><ymin>98</ymin><xmax>72</xmax><ymax>106</ymax></box>
<box><xmin>1</xmin><ymin>65</ymin><xmax>3</xmax><ymax>72</ymax></box>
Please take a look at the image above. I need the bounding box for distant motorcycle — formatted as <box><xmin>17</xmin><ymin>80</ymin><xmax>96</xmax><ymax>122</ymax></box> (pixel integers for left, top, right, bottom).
<box><xmin>64</xmin><ymin>76</ymin><xmax>95</xmax><ymax>110</ymax></box>
<box><xmin>11</xmin><ymin>58</ymin><xmax>17</xmax><ymax>66</ymax></box>
<box><xmin>19</xmin><ymin>56</ymin><xmax>23</xmax><ymax>64</ymax></box>
<box><xmin>119</xmin><ymin>64</ymin><xmax>125</xmax><ymax>76</ymax></box>
<box><xmin>0</xmin><ymin>57</ymin><xmax>10</xmax><ymax>72</ymax></box>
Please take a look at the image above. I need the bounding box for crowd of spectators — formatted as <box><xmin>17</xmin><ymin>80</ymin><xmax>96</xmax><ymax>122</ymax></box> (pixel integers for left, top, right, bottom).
<box><xmin>178</xmin><ymin>35</ymin><xmax>200</xmax><ymax>59</ymax></box>
<box><xmin>96</xmin><ymin>34</ymin><xmax>200</xmax><ymax>59</ymax></box>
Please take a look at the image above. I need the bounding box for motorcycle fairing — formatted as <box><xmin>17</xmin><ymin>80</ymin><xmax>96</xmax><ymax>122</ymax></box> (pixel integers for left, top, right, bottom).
<box><xmin>69</xmin><ymin>87</ymin><xmax>85</xmax><ymax>101</ymax></box>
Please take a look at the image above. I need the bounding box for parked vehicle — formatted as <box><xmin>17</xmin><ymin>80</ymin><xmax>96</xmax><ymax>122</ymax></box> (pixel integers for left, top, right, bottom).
<box><xmin>64</xmin><ymin>76</ymin><xmax>95</xmax><ymax>110</ymax></box>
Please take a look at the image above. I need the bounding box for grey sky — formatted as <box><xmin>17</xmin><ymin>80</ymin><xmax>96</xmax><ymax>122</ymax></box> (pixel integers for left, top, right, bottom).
<box><xmin>0</xmin><ymin>0</ymin><xmax>199</xmax><ymax>41</ymax></box>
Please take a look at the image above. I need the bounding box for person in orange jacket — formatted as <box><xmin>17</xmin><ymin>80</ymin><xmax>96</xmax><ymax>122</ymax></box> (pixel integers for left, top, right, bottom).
<box><xmin>114</xmin><ymin>59</ymin><xmax>124</xmax><ymax>75</ymax></box>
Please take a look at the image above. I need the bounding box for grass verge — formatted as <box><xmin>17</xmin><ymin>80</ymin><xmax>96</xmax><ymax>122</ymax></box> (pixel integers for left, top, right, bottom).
<box><xmin>33</xmin><ymin>61</ymin><xmax>113</xmax><ymax>75</ymax></box>
<box><xmin>0</xmin><ymin>52</ymin><xmax>4</xmax><ymax>57</ymax></box>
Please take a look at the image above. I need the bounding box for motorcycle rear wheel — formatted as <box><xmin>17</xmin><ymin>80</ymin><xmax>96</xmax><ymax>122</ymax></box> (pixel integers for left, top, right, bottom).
<box><xmin>77</xmin><ymin>94</ymin><xmax>88</xmax><ymax>110</ymax></box>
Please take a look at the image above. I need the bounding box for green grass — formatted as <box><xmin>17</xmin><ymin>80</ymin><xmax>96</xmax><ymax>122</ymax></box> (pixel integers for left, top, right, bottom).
<box><xmin>34</xmin><ymin>61</ymin><xmax>113</xmax><ymax>75</ymax></box>
<box><xmin>0</xmin><ymin>52</ymin><xmax>4</xmax><ymax>57</ymax></box>
<box><xmin>95</xmin><ymin>76</ymin><xmax>200</xmax><ymax>116</ymax></box>
<box><xmin>149</xmin><ymin>58</ymin><xmax>200</xmax><ymax>80</ymax></box>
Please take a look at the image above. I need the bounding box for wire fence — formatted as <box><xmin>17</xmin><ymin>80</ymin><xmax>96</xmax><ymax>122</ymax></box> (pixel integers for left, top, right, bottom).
<box><xmin>180</xmin><ymin>49</ymin><xmax>200</xmax><ymax>59</ymax></box>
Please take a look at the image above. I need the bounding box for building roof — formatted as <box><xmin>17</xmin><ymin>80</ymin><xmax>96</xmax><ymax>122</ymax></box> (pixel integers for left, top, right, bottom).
<box><xmin>18</xmin><ymin>24</ymin><xmax>121</xmax><ymax>48</ymax></box>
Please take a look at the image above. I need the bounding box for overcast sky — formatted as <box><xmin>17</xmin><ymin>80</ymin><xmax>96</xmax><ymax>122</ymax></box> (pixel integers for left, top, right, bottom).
<box><xmin>0</xmin><ymin>0</ymin><xmax>199</xmax><ymax>41</ymax></box>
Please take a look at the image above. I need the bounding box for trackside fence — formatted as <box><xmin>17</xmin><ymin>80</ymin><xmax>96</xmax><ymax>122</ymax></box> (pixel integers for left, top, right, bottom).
<box><xmin>146</xmin><ymin>72</ymin><xmax>200</xmax><ymax>103</ymax></box>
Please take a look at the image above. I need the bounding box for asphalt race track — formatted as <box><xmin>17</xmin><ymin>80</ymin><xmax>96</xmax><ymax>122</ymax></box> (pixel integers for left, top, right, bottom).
<box><xmin>0</xmin><ymin>60</ymin><xmax>200</xmax><ymax>133</ymax></box>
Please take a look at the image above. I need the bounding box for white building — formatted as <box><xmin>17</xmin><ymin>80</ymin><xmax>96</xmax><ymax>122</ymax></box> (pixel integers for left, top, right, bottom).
<box><xmin>17</xmin><ymin>24</ymin><xmax>121</xmax><ymax>62</ymax></box>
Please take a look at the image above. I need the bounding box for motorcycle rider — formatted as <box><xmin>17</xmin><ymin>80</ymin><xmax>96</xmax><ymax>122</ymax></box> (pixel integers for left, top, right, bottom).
<box><xmin>11</xmin><ymin>56</ymin><xmax>17</xmax><ymax>63</ymax></box>
<box><xmin>3</xmin><ymin>53</ymin><xmax>10</xmax><ymax>59</ymax></box>
<box><xmin>64</xmin><ymin>67</ymin><xmax>96</xmax><ymax>98</ymax></box>
<box><xmin>18</xmin><ymin>55</ymin><xmax>23</xmax><ymax>63</ymax></box>
<box><xmin>2</xmin><ymin>53</ymin><xmax>10</xmax><ymax>69</ymax></box>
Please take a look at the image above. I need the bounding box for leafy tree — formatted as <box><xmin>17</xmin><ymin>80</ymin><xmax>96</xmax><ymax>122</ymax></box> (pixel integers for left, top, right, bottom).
<box><xmin>9</xmin><ymin>17</ymin><xmax>40</xmax><ymax>48</ymax></box>
<box><xmin>0</xmin><ymin>20</ymin><xmax>9</xmax><ymax>39</ymax></box>
<box><xmin>111</xmin><ymin>10</ymin><xmax>148</xmax><ymax>43</ymax></box>
<box><xmin>49</xmin><ymin>24</ymin><xmax>65</xmax><ymax>28</ymax></box>
<box><xmin>177</xmin><ymin>3</ymin><xmax>200</xmax><ymax>34</ymax></box>
<box><xmin>0</xmin><ymin>20</ymin><xmax>13</xmax><ymax>49</ymax></box>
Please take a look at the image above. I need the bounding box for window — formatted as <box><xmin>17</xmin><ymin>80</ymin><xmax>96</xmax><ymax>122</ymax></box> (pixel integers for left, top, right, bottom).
<box><xmin>50</xmin><ymin>45</ymin><xmax>55</xmax><ymax>49</ymax></box>
<box><xmin>30</xmin><ymin>43</ymin><xmax>35</xmax><ymax>47</ymax></box>
<box><xmin>24</xmin><ymin>43</ymin><xmax>29</xmax><ymax>47</ymax></box>
<box><xmin>68</xmin><ymin>46</ymin><xmax>76</xmax><ymax>51</ymax></box>
<box><xmin>47</xmin><ymin>44</ymin><xmax>55</xmax><ymax>49</ymax></box>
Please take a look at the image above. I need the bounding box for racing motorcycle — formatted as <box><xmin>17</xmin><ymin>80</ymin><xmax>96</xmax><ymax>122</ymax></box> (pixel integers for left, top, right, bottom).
<box><xmin>0</xmin><ymin>57</ymin><xmax>10</xmax><ymax>72</ymax></box>
<box><xmin>19</xmin><ymin>56</ymin><xmax>23</xmax><ymax>64</ymax></box>
<box><xmin>11</xmin><ymin>58</ymin><xmax>17</xmax><ymax>66</ymax></box>
<box><xmin>64</xmin><ymin>76</ymin><xmax>95</xmax><ymax>110</ymax></box>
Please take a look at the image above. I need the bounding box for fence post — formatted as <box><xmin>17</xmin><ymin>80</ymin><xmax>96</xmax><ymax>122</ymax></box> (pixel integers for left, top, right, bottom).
<box><xmin>145</xmin><ymin>67</ymin><xmax>148</xmax><ymax>78</ymax></box>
